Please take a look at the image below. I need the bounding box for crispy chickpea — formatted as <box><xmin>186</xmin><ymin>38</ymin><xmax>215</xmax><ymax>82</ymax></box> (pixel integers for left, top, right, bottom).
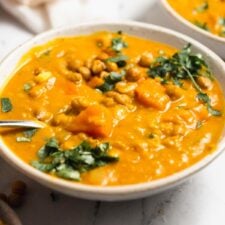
<box><xmin>126</xmin><ymin>67</ymin><xmax>143</xmax><ymax>81</ymax></box>
<box><xmin>139</xmin><ymin>52</ymin><xmax>153</xmax><ymax>67</ymax></box>
<box><xmin>91</xmin><ymin>60</ymin><xmax>106</xmax><ymax>75</ymax></box>
<box><xmin>11</xmin><ymin>180</ymin><xmax>27</xmax><ymax>195</ymax></box>
<box><xmin>106</xmin><ymin>62</ymin><xmax>118</xmax><ymax>72</ymax></box>
<box><xmin>78</xmin><ymin>66</ymin><xmax>91</xmax><ymax>80</ymax></box>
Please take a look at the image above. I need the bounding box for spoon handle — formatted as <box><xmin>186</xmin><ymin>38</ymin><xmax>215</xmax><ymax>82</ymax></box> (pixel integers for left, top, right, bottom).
<box><xmin>0</xmin><ymin>120</ymin><xmax>44</xmax><ymax>128</ymax></box>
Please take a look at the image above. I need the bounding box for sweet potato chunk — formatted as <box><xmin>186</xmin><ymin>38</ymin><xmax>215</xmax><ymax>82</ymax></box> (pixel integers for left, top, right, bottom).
<box><xmin>66</xmin><ymin>105</ymin><xmax>113</xmax><ymax>138</ymax></box>
<box><xmin>135</xmin><ymin>79</ymin><xmax>170</xmax><ymax>110</ymax></box>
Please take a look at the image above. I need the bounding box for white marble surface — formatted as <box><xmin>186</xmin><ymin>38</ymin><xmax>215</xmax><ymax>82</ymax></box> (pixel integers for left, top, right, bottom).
<box><xmin>0</xmin><ymin>2</ymin><xmax>225</xmax><ymax>225</ymax></box>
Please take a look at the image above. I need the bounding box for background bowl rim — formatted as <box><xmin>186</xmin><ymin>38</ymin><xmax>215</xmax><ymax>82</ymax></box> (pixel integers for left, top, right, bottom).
<box><xmin>0</xmin><ymin>21</ymin><xmax>225</xmax><ymax>197</ymax></box>
<box><xmin>160</xmin><ymin>0</ymin><xmax>225</xmax><ymax>44</ymax></box>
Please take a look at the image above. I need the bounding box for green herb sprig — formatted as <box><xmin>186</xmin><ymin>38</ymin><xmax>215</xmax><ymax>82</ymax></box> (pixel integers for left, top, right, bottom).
<box><xmin>32</xmin><ymin>138</ymin><xmax>118</xmax><ymax>181</ymax></box>
<box><xmin>148</xmin><ymin>44</ymin><xmax>221</xmax><ymax>116</ymax></box>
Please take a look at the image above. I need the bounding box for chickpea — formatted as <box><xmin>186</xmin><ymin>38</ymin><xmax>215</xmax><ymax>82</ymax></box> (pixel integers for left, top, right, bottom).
<box><xmin>139</xmin><ymin>52</ymin><xmax>153</xmax><ymax>67</ymax></box>
<box><xmin>29</xmin><ymin>85</ymin><xmax>46</xmax><ymax>98</ymax></box>
<box><xmin>34</xmin><ymin>71</ymin><xmax>52</xmax><ymax>84</ymax></box>
<box><xmin>100</xmin><ymin>71</ymin><xmax>109</xmax><ymax>79</ymax></box>
<box><xmin>33</xmin><ymin>108</ymin><xmax>53</xmax><ymax>122</ymax></box>
<box><xmin>97</xmin><ymin>52</ymin><xmax>109</xmax><ymax>61</ymax></box>
<box><xmin>101</xmin><ymin>97</ymin><xmax>116</xmax><ymax>107</ymax></box>
<box><xmin>65</xmin><ymin>72</ymin><xmax>83</xmax><ymax>83</ymax></box>
<box><xmin>67</xmin><ymin>59</ymin><xmax>84</xmax><ymax>71</ymax></box>
<box><xmin>126</xmin><ymin>67</ymin><xmax>143</xmax><ymax>81</ymax></box>
<box><xmin>91</xmin><ymin>60</ymin><xmax>106</xmax><ymax>75</ymax></box>
<box><xmin>71</xmin><ymin>97</ymin><xmax>90</xmax><ymax>111</ymax></box>
<box><xmin>115</xmin><ymin>82</ymin><xmax>137</xmax><ymax>96</ymax></box>
<box><xmin>85</xmin><ymin>58</ymin><xmax>94</xmax><ymax>69</ymax></box>
<box><xmin>197</xmin><ymin>76</ymin><xmax>212</xmax><ymax>89</ymax></box>
<box><xmin>106</xmin><ymin>62</ymin><xmax>118</xmax><ymax>72</ymax></box>
<box><xmin>78</xmin><ymin>66</ymin><xmax>91</xmax><ymax>80</ymax></box>
<box><xmin>106</xmin><ymin>91</ymin><xmax>132</xmax><ymax>105</ymax></box>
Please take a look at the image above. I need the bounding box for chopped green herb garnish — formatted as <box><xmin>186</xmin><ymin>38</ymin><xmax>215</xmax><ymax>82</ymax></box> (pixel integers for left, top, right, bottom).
<box><xmin>23</xmin><ymin>128</ymin><xmax>37</xmax><ymax>138</ymax></box>
<box><xmin>194</xmin><ymin>2</ymin><xmax>208</xmax><ymax>13</ymax></box>
<box><xmin>148</xmin><ymin>44</ymin><xmax>220</xmax><ymax>116</ymax></box>
<box><xmin>16</xmin><ymin>128</ymin><xmax>38</xmax><ymax>143</ymax></box>
<box><xmin>32</xmin><ymin>139</ymin><xmax>118</xmax><ymax>181</ymax></box>
<box><xmin>106</xmin><ymin>55</ymin><xmax>129</xmax><ymax>67</ymax></box>
<box><xmin>23</xmin><ymin>83</ymin><xmax>32</xmax><ymax>92</ymax></box>
<box><xmin>111</xmin><ymin>37</ymin><xmax>128</xmax><ymax>52</ymax></box>
<box><xmin>1</xmin><ymin>98</ymin><xmax>12</xmax><ymax>113</ymax></box>
<box><xmin>96</xmin><ymin>71</ymin><xmax>125</xmax><ymax>93</ymax></box>
<box><xmin>194</xmin><ymin>21</ymin><xmax>209</xmax><ymax>31</ymax></box>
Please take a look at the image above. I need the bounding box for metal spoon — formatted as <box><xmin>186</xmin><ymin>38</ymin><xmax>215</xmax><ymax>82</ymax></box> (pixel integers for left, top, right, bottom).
<box><xmin>0</xmin><ymin>120</ymin><xmax>45</xmax><ymax>129</ymax></box>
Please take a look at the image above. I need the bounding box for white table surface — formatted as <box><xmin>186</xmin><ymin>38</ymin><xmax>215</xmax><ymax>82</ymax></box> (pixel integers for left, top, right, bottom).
<box><xmin>0</xmin><ymin>2</ymin><xmax>225</xmax><ymax>225</ymax></box>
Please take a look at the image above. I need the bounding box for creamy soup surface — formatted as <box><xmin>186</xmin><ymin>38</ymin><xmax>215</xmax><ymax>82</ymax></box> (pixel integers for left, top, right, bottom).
<box><xmin>168</xmin><ymin>0</ymin><xmax>225</xmax><ymax>38</ymax></box>
<box><xmin>0</xmin><ymin>31</ymin><xmax>224</xmax><ymax>186</ymax></box>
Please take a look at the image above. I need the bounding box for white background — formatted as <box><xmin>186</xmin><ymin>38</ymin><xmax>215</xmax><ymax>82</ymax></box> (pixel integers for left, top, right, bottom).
<box><xmin>0</xmin><ymin>1</ymin><xmax>225</xmax><ymax>225</ymax></box>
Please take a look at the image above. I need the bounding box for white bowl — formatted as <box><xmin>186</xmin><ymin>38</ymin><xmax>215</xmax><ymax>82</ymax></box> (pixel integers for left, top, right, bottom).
<box><xmin>160</xmin><ymin>0</ymin><xmax>225</xmax><ymax>59</ymax></box>
<box><xmin>0</xmin><ymin>22</ymin><xmax>225</xmax><ymax>201</ymax></box>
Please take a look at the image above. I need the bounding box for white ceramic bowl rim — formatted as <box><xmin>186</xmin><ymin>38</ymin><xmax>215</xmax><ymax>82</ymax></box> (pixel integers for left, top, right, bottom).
<box><xmin>0</xmin><ymin>21</ymin><xmax>225</xmax><ymax>197</ymax></box>
<box><xmin>161</xmin><ymin>0</ymin><xmax>225</xmax><ymax>44</ymax></box>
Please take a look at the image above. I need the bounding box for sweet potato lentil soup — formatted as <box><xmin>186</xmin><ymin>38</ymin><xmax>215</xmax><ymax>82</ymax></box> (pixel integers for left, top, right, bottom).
<box><xmin>0</xmin><ymin>31</ymin><xmax>224</xmax><ymax>186</ymax></box>
<box><xmin>167</xmin><ymin>0</ymin><xmax>225</xmax><ymax>38</ymax></box>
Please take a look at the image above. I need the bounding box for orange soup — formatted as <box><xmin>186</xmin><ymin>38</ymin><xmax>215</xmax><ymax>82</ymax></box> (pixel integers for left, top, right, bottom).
<box><xmin>0</xmin><ymin>31</ymin><xmax>224</xmax><ymax>186</ymax></box>
<box><xmin>167</xmin><ymin>0</ymin><xmax>225</xmax><ymax>38</ymax></box>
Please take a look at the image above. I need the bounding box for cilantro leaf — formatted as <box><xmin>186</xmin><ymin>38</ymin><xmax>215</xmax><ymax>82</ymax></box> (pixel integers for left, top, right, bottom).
<box><xmin>111</xmin><ymin>37</ymin><xmax>128</xmax><ymax>52</ymax></box>
<box><xmin>106</xmin><ymin>55</ymin><xmax>129</xmax><ymax>67</ymax></box>
<box><xmin>148</xmin><ymin>44</ymin><xmax>221</xmax><ymax>116</ymax></box>
<box><xmin>96</xmin><ymin>71</ymin><xmax>125</xmax><ymax>92</ymax></box>
<box><xmin>1</xmin><ymin>98</ymin><xmax>12</xmax><ymax>113</ymax></box>
<box><xmin>32</xmin><ymin>139</ymin><xmax>118</xmax><ymax>181</ymax></box>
